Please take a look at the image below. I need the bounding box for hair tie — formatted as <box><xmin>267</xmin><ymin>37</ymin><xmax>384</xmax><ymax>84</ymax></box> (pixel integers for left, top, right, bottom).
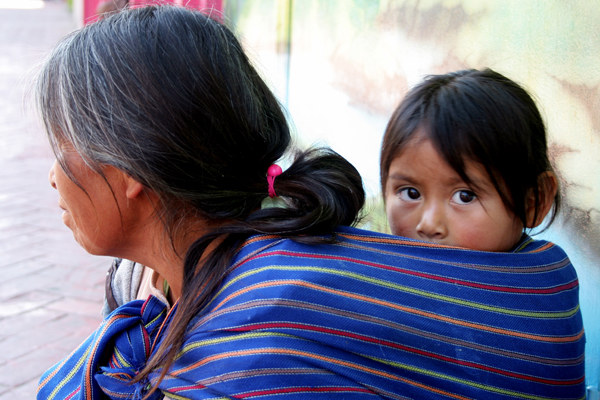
<box><xmin>267</xmin><ymin>164</ymin><xmax>283</xmax><ymax>198</ymax></box>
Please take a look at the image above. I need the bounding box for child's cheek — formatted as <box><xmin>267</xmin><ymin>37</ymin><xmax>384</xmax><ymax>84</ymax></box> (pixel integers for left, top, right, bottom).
<box><xmin>387</xmin><ymin>209</ymin><xmax>416</xmax><ymax>239</ymax></box>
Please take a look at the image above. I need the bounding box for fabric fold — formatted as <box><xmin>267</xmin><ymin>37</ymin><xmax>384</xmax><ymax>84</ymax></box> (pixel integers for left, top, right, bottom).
<box><xmin>38</xmin><ymin>296</ymin><xmax>168</xmax><ymax>400</ymax></box>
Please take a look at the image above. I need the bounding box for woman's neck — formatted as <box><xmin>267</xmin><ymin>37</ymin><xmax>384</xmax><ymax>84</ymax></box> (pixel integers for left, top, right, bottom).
<box><xmin>116</xmin><ymin>213</ymin><xmax>216</xmax><ymax>301</ymax></box>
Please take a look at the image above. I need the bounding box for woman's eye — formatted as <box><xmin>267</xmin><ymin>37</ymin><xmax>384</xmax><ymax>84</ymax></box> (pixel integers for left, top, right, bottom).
<box><xmin>453</xmin><ymin>190</ymin><xmax>476</xmax><ymax>204</ymax></box>
<box><xmin>399</xmin><ymin>187</ymin><xmax>421</xmax><ymax>201</ymax></box>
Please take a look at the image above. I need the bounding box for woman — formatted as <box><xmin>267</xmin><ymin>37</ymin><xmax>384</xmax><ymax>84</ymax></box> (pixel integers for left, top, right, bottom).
<box><xmin>37</xmin><ymin>6</ymin><xmax>584</xmax><ymax>400</ymax></box>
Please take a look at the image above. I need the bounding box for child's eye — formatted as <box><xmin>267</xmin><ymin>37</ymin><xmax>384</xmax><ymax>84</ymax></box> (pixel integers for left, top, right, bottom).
<box><xmin>452</xmin><ymin>190</ymin><xmax>477</xmax><ymax>204</ymax></box>
<box><xmin>398</xmin><ymin>187</ymin><xmax>421</xmax><ymax>201</ymax></box>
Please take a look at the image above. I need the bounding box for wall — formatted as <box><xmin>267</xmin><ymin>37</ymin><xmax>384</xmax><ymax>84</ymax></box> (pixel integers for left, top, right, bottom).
<box><xmin>224</xmin><ymin>0</ymin><xmax>600</xmax><ymax>394</ymax></box>
<box><xmin>70</xmin><ymin>0</ymin><xmax>223</xmax><ymax>26</ymax></box>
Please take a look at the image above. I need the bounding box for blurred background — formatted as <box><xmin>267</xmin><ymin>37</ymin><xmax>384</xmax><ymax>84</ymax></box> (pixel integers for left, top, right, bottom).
<box><xmin>221</xmin><ymin>1</ymin><xmax>599</xmax><ymax>393</ymax></box>
<box><xmin>0</xmin><ymin>0</ymin><xmax>597</xmax><ymax>397</ymax></box>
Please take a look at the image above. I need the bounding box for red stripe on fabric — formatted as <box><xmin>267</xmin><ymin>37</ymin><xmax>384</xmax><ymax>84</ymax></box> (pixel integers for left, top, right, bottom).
<box><xmin>202</xmin><ymin>298</ymin><xmax>584</xmax><ymax>366</ymax></box>
<box><xmin>231</xmin><ymin>322</ymin><xmax>583</xmax><ymax>386</ymax></box>
<box><xmin>244</xmin><ymin>250</ymin><xmax>575</xmax><ymax>294</ymax></box>
<box><xmin>84</xmin><ymin>313</ymin><xmax>130</xmax><ymax>398</ymax></box>
<box><xmin>339</xmin><ymin>232</ymin><xmax>555</xmax><ymax>254</ymax></box>
<box><xmin>149</xmin><ymin>300</ymin><xmax>178</xmax><ymax>355</ymax></box>
<box><xmin>65</xmin><ymin>387</ymin><xmax>80</xmax><ymax>400</ymax></box>
<box><xmin>170</xmin><ymin>382</ymin><xmax>208</xmax><ymax>392</ymax></box>
<box><xmin>237</xmin><ymin>386</ymin><xmax>372</xmax><ymax>398</ymax></box>
<box><xmin>172</xmin><ymin>347</ymin><xmax>472</xmax><ymax>400</ymax></box>
<box><xmin>142</xmin><ymin>326</ymin><xmax>151</xmax><ymax>358</ymax></box>
<box><xmin>339</xmin><ymin>233</ymin><xmax>458</xmax><ymax>248</ymax></box>
<box><xmin>214</xmin><ymin>279</ymin><xmax>582</xmax><ymax>343</ymax></box>
<box><xmin>529</xmin><ymin>242</ymin><xmax>554</xmax><ymax>253</ymax></box>
<box><xmin>38</xmin><ymin>350</ymin><xmax>73</xmax><ymax>390</ymax></box>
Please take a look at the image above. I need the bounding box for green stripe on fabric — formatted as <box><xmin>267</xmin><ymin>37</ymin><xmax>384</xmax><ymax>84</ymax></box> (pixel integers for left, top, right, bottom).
<box><xmin>145</xmin><ymin>309</ymin><xmax>166</xmax><ymax>329</ymax></box>
<box><xmin>366</xmin><ymin>354</ymin><xmax>581</xmax><ymax>400</ymax></box>
<box><xmin>47</xmin><ymin>344</ymin><xmax>92</xmax><ymax>400</ymax></box>
<box><xmin>179</xmin><ymin>332</ymin><xmax>295</xmax><ymax>357</ymax></box>
<box><xmin>215</xmin><ymin>265</ymin><xmax>578</xmax><ymax>319</ymax></box>
<box><xmin>114</xmin><ymin>347</ymin><xmax>131</xmax><ymax>368</ymax></box>
<box><xmin>175</xmin><ymin>338</ymin><xmax>584</xmax><ymax>400</ymax></box>
<box><xmin>162</xmin><ymin>391</ymin><xmax>230</xmax><ymax>400</ymax></box>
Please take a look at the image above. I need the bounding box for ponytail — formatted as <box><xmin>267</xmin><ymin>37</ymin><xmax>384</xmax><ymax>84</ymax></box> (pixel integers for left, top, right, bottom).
<box><xmin>138</xmin><ymin>147</ymin><xmax>365</xmax><ymax>386</ymax></box>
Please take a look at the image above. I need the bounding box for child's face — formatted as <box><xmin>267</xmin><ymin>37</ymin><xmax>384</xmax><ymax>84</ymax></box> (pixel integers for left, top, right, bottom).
<box><xmin>384</xmin><ymin>133</ymin><xmax>524</xmax><ymax>252</ymax></box>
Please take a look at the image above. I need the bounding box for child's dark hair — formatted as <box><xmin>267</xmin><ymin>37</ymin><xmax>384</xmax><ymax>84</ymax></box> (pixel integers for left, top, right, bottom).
<box><xmin>380</xmin><ymin>68</ymin><xmax>560</xmax><ymax>230</ymax></box>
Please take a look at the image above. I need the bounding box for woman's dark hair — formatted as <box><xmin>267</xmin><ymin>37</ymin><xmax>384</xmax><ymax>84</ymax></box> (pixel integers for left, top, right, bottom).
<box><xmin>380</xmin><ymin>68</ymin><xmax>560</xmax><ymax>230</ymax></box>
<box><xmin>37</xmin><ymin>5</ymin><xmax>364</xmax><ymax>388</ymax></box>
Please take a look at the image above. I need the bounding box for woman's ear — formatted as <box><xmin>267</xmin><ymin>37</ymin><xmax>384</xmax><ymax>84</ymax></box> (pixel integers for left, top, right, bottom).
<box><xmin>525</xmin><ymin>171</ymin><xmax>558</xmax><ymax>228</ymax></box>
<box><xmin>101</xmin><ymin>165</ymin><xmax>145</xmax><ymax>200</ymax></box>
<box><xmin>124</xmin><ymin>174</ymin><xmax>145</xmax><ymax>199</ymax></box>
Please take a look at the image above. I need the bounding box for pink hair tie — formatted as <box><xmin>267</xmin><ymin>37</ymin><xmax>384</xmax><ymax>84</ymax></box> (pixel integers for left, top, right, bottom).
<box><xmin>267</xmin><ymin>164</ymin><xmax>283</xmax><ymax>198</ymax></box>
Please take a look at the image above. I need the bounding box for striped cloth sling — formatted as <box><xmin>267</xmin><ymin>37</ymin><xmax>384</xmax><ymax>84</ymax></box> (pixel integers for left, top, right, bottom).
<box><xmin>38</xmin><ymin>226</ymin><xmax>585</xmax><ymax>400</ymax></box>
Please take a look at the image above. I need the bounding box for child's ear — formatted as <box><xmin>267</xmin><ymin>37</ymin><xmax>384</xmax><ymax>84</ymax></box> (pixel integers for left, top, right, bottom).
<box><xmin>525</xmin><ymin>171</ymin><xmax>558</xmax><ymax>228</ymax></box>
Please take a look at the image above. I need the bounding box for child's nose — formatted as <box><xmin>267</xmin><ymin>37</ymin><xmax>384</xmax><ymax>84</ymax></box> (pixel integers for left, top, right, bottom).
<box><xmin>416</xmin><ymin>203</ymin><xmax>447</xmax><ymax>240</ymax></box>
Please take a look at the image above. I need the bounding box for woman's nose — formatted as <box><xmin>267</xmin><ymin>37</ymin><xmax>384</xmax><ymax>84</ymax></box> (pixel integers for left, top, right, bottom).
<box><xmin>49</xmin><ymin>161</ymin><xmax>57</xmax><ymax>190</ymax></box>
<box><xmin>416</xmin><ymin>203</ymin><xmax>447</xmax><ymax>240</ymax></box>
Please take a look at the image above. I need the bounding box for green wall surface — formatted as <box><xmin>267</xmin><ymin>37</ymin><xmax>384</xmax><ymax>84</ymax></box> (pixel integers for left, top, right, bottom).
<box><xmin>224</xmin><ymin>0</ymin><xmax>600</xmax><ymax>393</ymax></box>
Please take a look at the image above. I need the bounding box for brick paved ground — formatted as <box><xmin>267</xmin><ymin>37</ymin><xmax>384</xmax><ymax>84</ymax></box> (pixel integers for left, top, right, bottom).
<box><xmin>0</xmin><ymin>1</ymin><xmax>110</xmax><ymax>398</ymax></box>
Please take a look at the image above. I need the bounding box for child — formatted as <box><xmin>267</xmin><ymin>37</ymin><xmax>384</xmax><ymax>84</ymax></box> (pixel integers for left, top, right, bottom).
<box><xmin>380</xmin><ymin>68</ymin><xmax>559</xmax><ymax>252</ymax></box>
<box><xmin>375</xmin><ymin>69</ymin><xmax>584</xmax><ymax>399</ymax></box>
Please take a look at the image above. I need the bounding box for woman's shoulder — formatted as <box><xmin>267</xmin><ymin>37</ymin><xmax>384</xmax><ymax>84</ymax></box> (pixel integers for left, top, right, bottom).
<box><xmin>213</xmin><ymin>227</ymin><xmax>579</xmax><ymax>318</ymax></box>
<box><xmin>513</xmin><ymin>234</ymin><xmax>569</xmax><ymax>256</ymax></box>
<box><xmin>235</xmin><ymin>225</ymin><xmax>466</xmax><ymax>262</ymax></box>
<box><xmin>232</xmin><ymin>227</ymin><xmax>576</xmax><ymax>278</ymax></box>
<box><xmin>228</xmin><ymin>226</ymin><xmax>429</xmax><ymax>279</ymax></box>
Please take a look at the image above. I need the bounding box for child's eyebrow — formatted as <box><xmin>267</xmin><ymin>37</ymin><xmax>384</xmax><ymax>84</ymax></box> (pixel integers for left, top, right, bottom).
<box><xmin>387</xmin><ymin>173</ymin><xmax>416</xmax><ymax>183</ymax></box>
<box><xmin>387</xmin><ymin>170</ymin><xmax>494</xmax><ymax>192</ymax></box>
<box><xmin>460</xmin><ymin>175</ymin><xmax>495</xmax><ymax>192</ymax></box>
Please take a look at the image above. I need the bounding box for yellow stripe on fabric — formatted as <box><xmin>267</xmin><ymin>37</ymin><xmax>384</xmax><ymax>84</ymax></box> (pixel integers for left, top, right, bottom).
<box><xmin>171</xmin><ymin>347</ymin><xmax>471</xmax><ymax>400</ymax></box>
<box><xmin>339</xmin><ymin>232</ymin><xmax>460</xmax><ymax>248</ymax></box>
<box><xmin>37</xmin><ymin>354</ymin><xmax>70</xmax><ymax>391</ymax></box>
<box><xmin>162</xmin><ymin>391</ymin><xmax>190</xmax><ymax>400</ymax></box>
<box><xmin>145</xmin><ymin>309</ymin><xmax>166</xmax><ymax>329</ymax></box>
<box><xmin>46</xmin><ymin>345</ymin><xmax>92</xmax><ymax>400</ymax></box>
<box><xmin>367</xmin><ymin>354</ymin><xmax>583</xmax><ymax>400</ymax></box>
<box><xmin>114</xmin><ymin>347</ymin><xmax>131</xmax><ymax>368</ymax></box>
<box><xmin>83</xmin><ymin>313</ymin><xmax>133</xmax><ymax>398</ymax></box>
<box><xmin>173</xmin><ymin>332</ymin><xmax>584</xmax><ymax>400</ymax></box>
<box><xmin>513</xmin><ymin>237</ymin><xmax>534</xmax><ymax>252</ymax></box>
<box><xmin>179</xmin><ymin>332</ymin><xmax>293</xmax><ymax>358</ymax></box>
<box><xmin>212</xmin><ymin>265</ymin><xmax>578</xmax><ymax>319</ymax></box>
<box><xmin>210</xmin><ymin>279</ymin><xmax>583</xmax><ymax>343</ymax></box>
<box><xmin>339</xmin><ymin>232</ymin><xmax>558</xmax><ymax>255</ymax></box>
<box><xmin>164</xmin><ymin>390</ymin><xmax>229</xmax><ymax>400</ymax></box>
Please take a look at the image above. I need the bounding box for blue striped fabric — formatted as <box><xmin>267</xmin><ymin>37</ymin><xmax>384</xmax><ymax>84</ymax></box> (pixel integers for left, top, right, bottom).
<box><xmin>38</xmin><ymin>226</ymin><xmax>585</xmax><ymax>400</ymax></box>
